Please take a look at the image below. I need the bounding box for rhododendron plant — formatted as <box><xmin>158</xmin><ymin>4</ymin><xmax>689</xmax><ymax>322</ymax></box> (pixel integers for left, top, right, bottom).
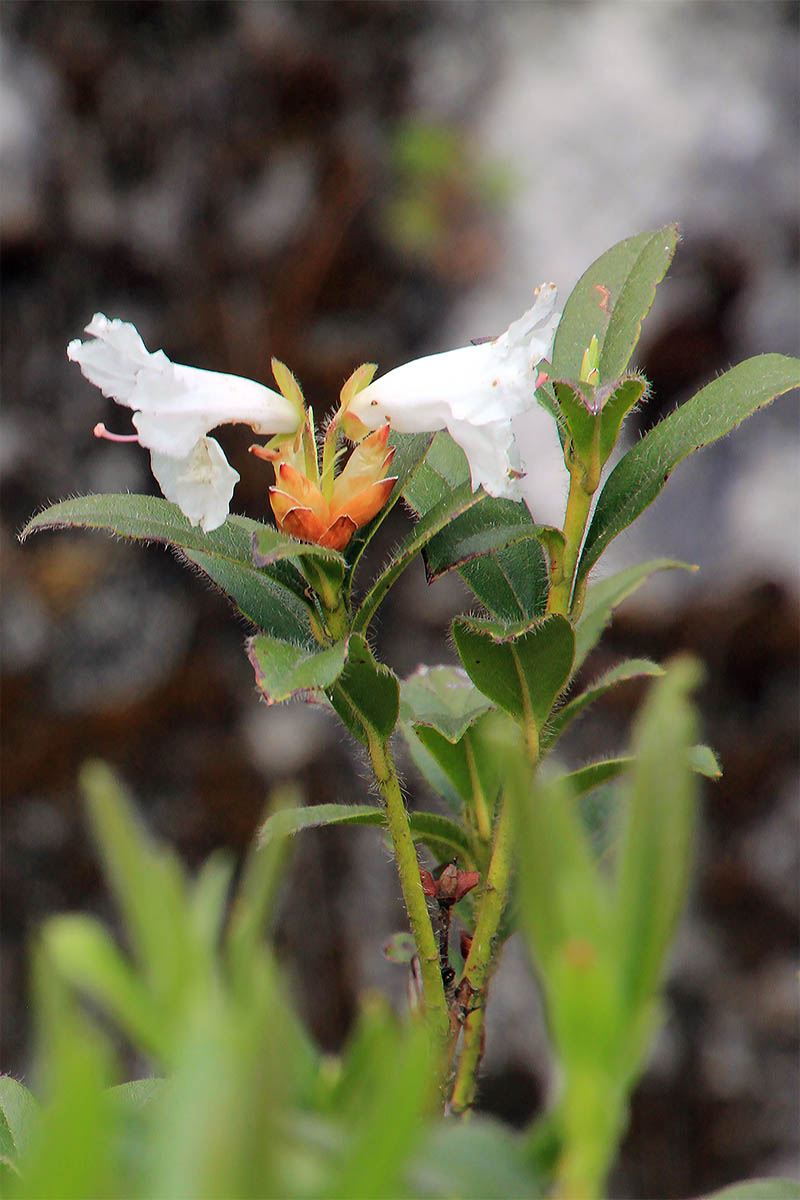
<box><xmin>17</xmin><ymin>228</ymin><xmax>798</xmax><ymax>1200</ymax></box>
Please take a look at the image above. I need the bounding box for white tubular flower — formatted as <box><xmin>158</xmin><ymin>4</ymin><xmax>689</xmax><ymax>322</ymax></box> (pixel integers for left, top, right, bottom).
<box><xmin>346</xmin><ymin>282</ymin><xmax>560</xmax><ymax>498</ymax></box>
<box><xmin>68</xmin><ymin>314</ymin><xmax>304</xmax><ymax>531</ymax></box>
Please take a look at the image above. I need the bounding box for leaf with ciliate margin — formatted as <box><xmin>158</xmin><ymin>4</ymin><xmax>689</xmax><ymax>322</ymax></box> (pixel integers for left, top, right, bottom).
<box><xmin>551</xmin><ymin>225</ymin><xmax>679</xmax><ymax>383</ymax></box>
<box><xmin>559</xmin><ymin>743</ymin><xmax>721</xmax><ymax>801</ymax></box>
<box><xmin>575</xmin><ymin>560</ymin><xmax>697</xmax><ymax>672</ymax></box>
<box><xmin>399</xmin><ymin>666</ymin><xmax>493</xmax><ymax>744</ymax></box>
<box><xmin>247</xmin><ymin>634</ymin><xmax>348</xmax><ymax>705</ymax></box>
<box><xmin>21</xmin><ymin>494</ymin><xmax>316</xmax><ymax>644</ymax></box>
<box><xmin>453</xmin><ymin>614</ymin><xmax>575</xmax><ymax>729</ymax></box>
<box><xmin>422</xmin><ymin>496</ymin><xmax>546</xmax><ymax>582</ymax></box>
<box><xmin>258</xmin><ymin>802</ymin><xmax>474</xmax><ymax>864</ymax></box>
<box><xmin>402</xmin><ymin>433</ymin><xmax>550</xmax><ymax>623</ymax></box>
<box><xmin>577</xmin><ymin>354</ymin><xmax>800</xmax><ymax>585</ymax></box>
<box><xmin>402</xmin><ymin>430</ymin><xmax>470</xmax><ymax>517</ymax></box>
<box><xmin>328</xmin><ymin>634</ymin><xmax>400</xmax><ymax>746</ymax></box>
<box><xmin>252</xmin><ymin>525</ymin><xmax>346</xmax><ymax>570</ymax></box>
<box><xmin>459</xmin><ymin>535</ymin><xmax>550</xmax><ymax>624</ymax></box>
<box><xmin>542</xmin><ymin>658</ymin><xmax>665</xmax><ymax>750</ymax></box>
<box><xmin>352</xmin><ymin>480</ymin><xmax>482</xmax><ymax>635</ymax></box>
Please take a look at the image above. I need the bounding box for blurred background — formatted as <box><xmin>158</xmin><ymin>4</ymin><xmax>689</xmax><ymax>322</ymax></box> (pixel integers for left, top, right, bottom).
<box><xmin>2</xmin><ymin>2</ymin><xmax>798</xmax><ymax>1195</ymax></box>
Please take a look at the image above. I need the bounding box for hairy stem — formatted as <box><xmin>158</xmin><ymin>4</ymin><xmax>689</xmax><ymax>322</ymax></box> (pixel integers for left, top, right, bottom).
<box><xmin>367</xmin><ymin>736</ymin><xmax>450</xmax><ymax>1041</ymax></box>
<box><xmin>449</xmin><ymin>796</ymin><xmax>515</xmax><ymax>1114</ymax></box>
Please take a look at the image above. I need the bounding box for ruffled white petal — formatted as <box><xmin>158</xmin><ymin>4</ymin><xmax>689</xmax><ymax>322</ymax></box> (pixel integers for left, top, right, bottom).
<box><xmin>348</xmin><ymin>283</ymin><xmax>559</xmax><ymax>498</ymax></box>
<box><xmin>150</xmin><ymin>437</ymin><xmax>239</xmax><ymax>533</ymax></box>
<box><xmin>68</xmin><ymin>314</ymin><xmax>300</xmax><ymax>459</ymax></box>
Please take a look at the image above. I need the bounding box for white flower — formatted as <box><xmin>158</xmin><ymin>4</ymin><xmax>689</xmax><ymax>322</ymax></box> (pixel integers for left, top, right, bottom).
<box><xmin>68</xmin><ymin>314</ymin><xmax>303</xmax><ymax>531</ymax></box>
<box><xmin>346</xmin><ymin>282</ymin><xmax>560</xmax><ymax>498</ymax></box>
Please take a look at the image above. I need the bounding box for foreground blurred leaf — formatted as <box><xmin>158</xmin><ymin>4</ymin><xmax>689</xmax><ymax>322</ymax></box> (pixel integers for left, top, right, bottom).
<box><xmin>699</xmin><ymin>1181</ymin><xmax>800</xmax><ymax>1200</ymax></box>
<box><xmin>577</xmin><ymin>354</ymin><xmax>800</xmax><ymax>584</ymax></box>
<box><xmin>543</xmin><ymin>658</ymin><xmax>664</xmax><ymax>750</ymax></box>
<box><xmin>407</xmin><ymin>1118</ymin><xmax>543</xmax><ymax>1198</ymax></box>
<box><xmin>614</xmin><ymin>658</ymin><xmax>703</xmax><ymax>1019</ymax></box>
<box><xmin>0</xmin><ymin>1077</ymin><xmax>39</xmax><ymax>1175</ymax></box>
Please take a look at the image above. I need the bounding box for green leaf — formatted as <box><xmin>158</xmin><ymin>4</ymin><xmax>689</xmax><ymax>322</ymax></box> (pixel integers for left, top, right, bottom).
<box><xmin>329</xmin><ymin>634</ymin><xmax>400</xmax><ymax>746</ymax></box>
<box><xmin>325</xmin><ymin>1003</ymin><xmax>437</xmax><ymax>1200</ymax></box>
<box><xmin>423</xmin><ymin>496</ymin><xmax>546</xmax><ymax>582</ymax></box>
<box><xmin>552</xmin><ymin>379</ymin><xmax>596</xmax><ymax>458</ymax></box>
<box><xmin>21</xmin><ymin>494</ymin><xmax>315</xmax><ymax>643</ymax></box>
<box><xmin>400</xmin><ymin>725</ymin><xmax>464</xmax><ymax>812</ymax></box>
<box><xmin>577</xmin><ymin>354</ymin><xmax>800</xmax><ymax>584</ymax></box>
<box><xmin>247</xmin><ymin>633</ymin><xmax>347</xmax><ymax>704</ymax></box>
<box><xmin>402</xmin><ymin>431</ymin><xmax>470</xmax><ymax>516</ymax></box>
<box><xmin>258</xmin><ymin>802</ymin><xmax>474</xmax><ymax>864</ymax></box>
<box><xmin>699</xmin><ymin>1181</ymin><xmax>800</xmax><ymax>1200</ymax></box>
<box><xmin>453</xmin><ymin>615</ymin><xmax>575</xmax><ymax>731</ymax></box>
<box><xmin>597</xmin><ymin>374</ymin><xmax>648</xmax><ymax>464</ymax></box>
<box><xmin>399</xmin><ymin>666</ymin><xmax>493</xmax><ymax>744</ymax></box>
<box><xmin>0</xmin><ymin>1076</ymin><xmax>39</xmax><ymax>1171</ymax></box>
<box><xmin>353</xmin><ymin>481</ymin><xmax>482</xmax><ymax>635</ymax></box>
<box><xmin>79</xmin><ymin>762</ymin><xmax>203</xmax><ymax>1034</ymax></box>
<box><xmin>400</xmin><ymin>432</ymin><xmax>550</xmax><ymax>624</ymax></box>
<box><xmin>552</xmin><ymin>225</ymin><xmax>679</xmax><ymax>382</ymax></box>
<box><xmin>543</xmin><ymin>658</ymin><xmax>665</xmax><ymax>749</ymax></box>
<box><xmin>252</xmin><ymin>525</ymin><xmax>345</xmax><ymax>570</ymax></box>
<box><xmin>514</xmin><ymin>771</ymin><xmax>613</xmax><ymax>973</ymax></box>
<box><xmin>614</xmin><ymin>659</ymin><xmax>702</xmax><ymax>1015</ymax></box>
<box><xmin>559</xmin><ymin>743</ymin><xmax>719</xmax><ymax>800</ymax></box>
<box><xmin>575</xmin><ymin>560</ymin><xmax>696</xmax><ymax>670</ymax></box>
<box><xmin>44</xmin><ymin>915</ymin><xmax>166</xmax><ymax>1061</ymax></box>
<box><xmin>178</xmin><ymin>545</ymin><xmax>313</xmax><ymax>643</ymax></box>
<box><xmin>458</xmin><ymin>536</ymin><xmax>550</xmax><ymax>624</ymax></box>
<box><xmin>689</xmin><ymin>742</ymin><xmax>721</xmax><ymax>779</ymax></box>
<box><xmin>408</xmin><ymin>1117</ymin><xmax>543</xmax><ymax>1198</ymax></box>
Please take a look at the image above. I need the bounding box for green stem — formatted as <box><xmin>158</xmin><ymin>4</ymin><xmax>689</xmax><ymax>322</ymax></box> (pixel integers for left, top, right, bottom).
<box><xmin>449</xmin><ymin>796</ymin><xmax>515</xmax><ymax>1114</ymax></box>
<box><xmin>367</xmin><ymin>736</ymin><xmax>450</xmax><ymax>1041</ymax></box>
<box><xmin>547</xmin><ymin>457</ymin><xmax>593</xmax><ymax>617</ymax></box>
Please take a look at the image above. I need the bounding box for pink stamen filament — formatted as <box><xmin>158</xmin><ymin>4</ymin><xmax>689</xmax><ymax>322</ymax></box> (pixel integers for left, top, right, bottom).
<box><xmin>94</xmin><ymin>422</ymin><xmax>139</xmax><ymax>443</ymax></box>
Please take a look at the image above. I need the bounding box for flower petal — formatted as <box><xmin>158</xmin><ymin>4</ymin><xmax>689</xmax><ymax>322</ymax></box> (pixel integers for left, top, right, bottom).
<box><xmin>446</xmin><ymin>418</ymin><xmax>521</xmax><ymax>498</ymax></box>
<box><xmin>68</xmin><ymin>314</ymin><xmax>301</xmax><ymax>460</ymax></box>
<box><xmin>150</xmin><ymin>436</ymin><xmax>239</xmax><ymax>532</ymax></box>
<box><xmin>346</xmin><ymin>284</ymin><xmax>559</xmax><ymax>498</ymax></box>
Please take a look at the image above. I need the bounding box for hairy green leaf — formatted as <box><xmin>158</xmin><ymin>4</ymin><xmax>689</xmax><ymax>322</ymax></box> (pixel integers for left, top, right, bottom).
<box><xmin>552</xmin><ymin>225</ymin><xmax>679</xmax><ymax>382</ymax></box>
<box><xmin>578</xmin><ymin>355</ymin><xmax>800</xmax><ymax>583</ymax></box>
<box><xmin>329</xmin><ymin>634</ymin><xmax>400</xmax><ymax>746</ymax></box>
<box><xmin>247</xmin><ymin>635</ymin><xmax>347</xmax><ymax>704</ymax></box>
<box><xmin>21</xmin><ymin>494</ymin><xmax>315</xmax><ymax>642</ymax></box>
<box><xmin>453</xmin><ymin>615</ymin><xmax>575</xmax><ymax>731</ymax></box>
<box><xmin>575</xmin><ymin>560</ymin><xmax>696</xmax><ymax>670</ymax></box>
